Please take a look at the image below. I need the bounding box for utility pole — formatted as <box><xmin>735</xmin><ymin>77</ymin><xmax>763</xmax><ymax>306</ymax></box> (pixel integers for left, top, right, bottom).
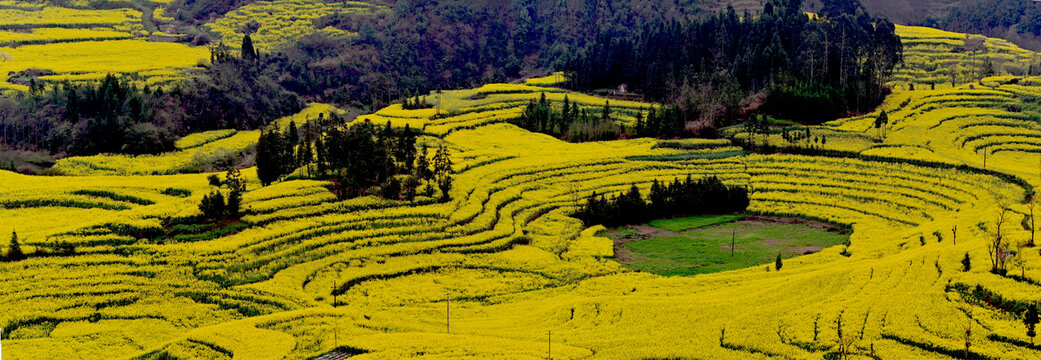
<box><xmin>731</xmin><ymin>228</ymin><xmax>736</xmax><ymax>259</ymax></box>
<box><xmin>446</xmin><ymin>292</ymin><xmax>450</xmax><ymax>334</ymax></box>
<box><xmin>983</xmin><ymin>147</ymin><xmax>988</xmax><ymax>170</ymax></box>
<box><xmin>953</xmin><ymin>225</ymin><xmax>957</xmax><ymax>245</ymax></box>
<box><xmin>547</xmin><ymin>330</ymin><xmax>552</xmax><ymax>360</ymax></box>
<box><xmin>437</xmin><ymin>89</ymin><xmax>443</xmax><ymax>117</ymax></box>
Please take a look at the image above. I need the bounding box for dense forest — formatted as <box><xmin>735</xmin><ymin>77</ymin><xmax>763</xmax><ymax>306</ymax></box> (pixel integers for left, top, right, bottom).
<box><xmin>566</xmin><ymin>0</ymin><xmax>902</xmax><ymax>126</ymax></box>
<box><xmin>920</xmin><ymin>0</ymin><xmax>1041</xmax><ymax>48</ymax></box>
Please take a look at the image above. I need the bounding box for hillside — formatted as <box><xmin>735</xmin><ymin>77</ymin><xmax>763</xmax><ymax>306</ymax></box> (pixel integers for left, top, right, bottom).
<box><xmin>0</xmin><ymin>18</ymin><xmax>1041</xmax><ymax>359</ymax></box>
<box><xmin>5</xmin><ymin>1</ymin><xmax>1041</xmax><ymax>360</ymax></box>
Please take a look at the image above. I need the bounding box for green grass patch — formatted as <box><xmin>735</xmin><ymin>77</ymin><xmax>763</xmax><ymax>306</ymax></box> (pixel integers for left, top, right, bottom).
<box><xmin>648</xmin><ymin>214</ymin><xmax>746</xmax><ymax>232</ymax></box>
<box><xmin>607</xmin><ymin>217</ymin><xmax>848</xmax><ymax>276</ymax></box>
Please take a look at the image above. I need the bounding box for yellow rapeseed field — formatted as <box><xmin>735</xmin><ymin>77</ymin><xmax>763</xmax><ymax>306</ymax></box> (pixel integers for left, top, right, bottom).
<box><xmin>7</xmin><ymin>18</ymin><xmax>1041</xmax><ymax>360</ymax></box>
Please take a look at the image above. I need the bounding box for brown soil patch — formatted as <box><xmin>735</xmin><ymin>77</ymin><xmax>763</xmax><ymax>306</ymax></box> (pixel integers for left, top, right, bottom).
<box><xmin>742</xmin><ymin>215</ymin><xmax>847</xmax><ymax>233</ymax></box>
<box><xmin>631</xmin><ymin>224</ymin><xmax>680</xmax><ymax>238</ymax></box>
<box><xmin>720</xmin><ymin>245</ymin><xmax>744</xmax><ymax>251</ymax></box>
<box><xmin>786</xmin><ymin>246</ymin><xmax>826</xmax><ymax>254</ymax></box>
<box><xmin>614</xmin><ymin>245</ymin><xmax>637</xmax><ymax>262</ymax></box>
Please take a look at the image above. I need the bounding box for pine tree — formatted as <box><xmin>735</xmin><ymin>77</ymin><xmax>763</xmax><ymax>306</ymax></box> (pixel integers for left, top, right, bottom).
<box><xmin>7</xmin><ymin>230</ymin><xmax>24</xmax><ymax>261</ymax></box>
<box><xmin>775</xmin><ymin>254</ymin><xmax>783</xmax><ymax>270</ymax></box>
<box><xmin>225</xmin><ymin>168</ymin><xmax>245</xmax><ymax>193</ymax></box>
<box><xmin>226</xmin><ymin>190</ymin><xmax>241</xmax><ymax>218</ymax></box>
<box><xmin>256</xmin><ymin>128</ymin><xmax>284</xmax><ymax>186</ymax></box>
<box><xmin>241</xmin><ymin>34</ymin><xmax>257</xmax><ymax>61</ymax></box>
<box><xmin>437</xmin><ymin>173</ymin><xmax>453</xmax><ymax>202</ymax></box>
<box><xmin>315</xmin><ymin>136</ymin><xmax>327</xmax><ymax>177</ymax></box>
<box><xmin>199</xmin><ymin>191</ymin><xmax>227</xmax><ymax>221</ymax></box>
<box><xmin>416</xmin><ymin>144</ymin><xmax>432</xmax><ymax>180</ymax></box>
<box><xmin>1027</xmin><ymin>305</ymin><xmax>1039</xmax><ymax>346</ymax></box>
<box><xmin>400</xmin><ymin>125</ymin><xmax>417</xmax><ymax>173</ymax></box>
<box><xmin>434</xmin><ymin>145</ymin><xmax>453</xmax><ymax>178</ymax></box>
<box><xmin>297</xmin><ymin>139</ymin><xmax>313</xmax><ymax>176</ymax></box>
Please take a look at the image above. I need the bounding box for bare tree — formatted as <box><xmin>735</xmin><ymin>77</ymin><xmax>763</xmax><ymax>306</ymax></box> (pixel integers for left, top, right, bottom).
<box><xmin>987</xmin><ymin>201</ymin><xmax>1013</xmax><ymax>275</ymax></box>
<box><xmin>835</xmin><ymin>312</ymin><xmax>856</xmax><ymax>360</ymax></box>
<box><xmin>1013</xmin><ymin>242</ymin><xmax>1027</xmax><ymax>278</ymax></box>
<box><xmin>964</xmin><ymin>35</ymin><xmax>986</xmax><ymax>81</ymax></box>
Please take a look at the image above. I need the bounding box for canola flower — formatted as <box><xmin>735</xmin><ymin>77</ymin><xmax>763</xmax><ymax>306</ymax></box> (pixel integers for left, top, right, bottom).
<box><xmin>9</xmin><ymin>25</ymin><xmax>1041</xmax><ymax>360</ymax></box>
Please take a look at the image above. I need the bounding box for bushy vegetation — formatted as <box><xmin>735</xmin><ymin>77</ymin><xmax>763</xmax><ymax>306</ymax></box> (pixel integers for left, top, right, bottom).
<box><xmin>577</xmin><ymin>176</ymin><xmax>749</xmax><ymax>227</ymax></box>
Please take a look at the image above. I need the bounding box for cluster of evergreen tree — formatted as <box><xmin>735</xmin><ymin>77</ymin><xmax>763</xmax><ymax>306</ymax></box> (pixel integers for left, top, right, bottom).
<box><xmin>576</xmin><ymin>175</ymin><xmax>749</xmax><ymax>227</ymax></box>
<box><xmin>401</xmin><ymin>95</ymin><xmax>432</xmax><ymax>110</ymax></box>
<box><xmin>564</xmin><ymin>0</ymin><xmax>902</xmax><ymax>124</ymax></box>
<box><xmin>255</xmin><ymin>114</ymin><xmax>452</xmax><ymax>201</ymax></box>
<box><xmin>921</xmin><ymin>0</ymin><xmax>1041</xmax><ymax>45</ymax></box>
<box><xmin>633</xmin><ymin>105</ymin><xmax>691</xmax><ymax>138</ymax></box>
<box><xmin>514</xmin><ymin>93</ymin><xmax>703</xmax><ymax>142</ymax></box>
<box><xmin>198</xmin><ymin>169</ymin><xmax>245</xmax><ymax>222</ymax></box>
<box><xmin>513</xmin><ymin>94</ymin><xmax>623</xmax><ymax>142</ymax></box>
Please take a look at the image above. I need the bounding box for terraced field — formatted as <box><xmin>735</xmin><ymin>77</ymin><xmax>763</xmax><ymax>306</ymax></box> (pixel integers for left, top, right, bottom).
<box><xmin>0</xmin><ymin>1</ymin><xmax>206</xmax><ymax>91</ymax></box>
<box><xmin>204</xmin><ymin>0</ymin><xmax>384</xmax><ymax>53</ymax></box>
<box><xmin>7</xmin><ymin>18</ymin><xmax>1041</xmax><ymax>360</ymax></box>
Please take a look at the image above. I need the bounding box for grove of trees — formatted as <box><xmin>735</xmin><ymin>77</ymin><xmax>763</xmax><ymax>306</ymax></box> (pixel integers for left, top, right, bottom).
<box><xmin>564</xmin><ymin>0</ymin><xmax>903</xmax><ymax>125</ymax></box>
<box><xmin>576</xmin><ymin>175</ymin><xmax>749</xmax><ymax>227</ymax></box>
<box><xmin>255</xmin><ymin>114</ymin><xmax>453</xmax><ymax>202</ymax></box>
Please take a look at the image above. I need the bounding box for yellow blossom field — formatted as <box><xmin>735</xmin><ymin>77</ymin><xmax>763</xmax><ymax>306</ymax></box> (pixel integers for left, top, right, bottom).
<box><xmin>204</xmin><ymin>0</ymin><xmax>383</xmax><ymax>53</ymax></box>
<box><xmin>8</xmin><ymin>13</ymin><xmax>1041</xmax><ymax>360</ymax></box>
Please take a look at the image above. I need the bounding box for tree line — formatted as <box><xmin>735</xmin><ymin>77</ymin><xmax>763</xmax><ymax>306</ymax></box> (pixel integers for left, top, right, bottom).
<box><xmin>918</xmin><ymin>0</ymin><xmax>1041</xmax><ymax>51</ymax></box>
<box><xmin>255</xmin><ymin>113</ymin><xmax>454</xmax><ymax>202</ymax></box>
<box><xmin>195</xmin><ymin>0</ymin><xmax>706</xmax><ymax>110</ymax></box>
<box><xmin>563</xmin><ymin>0</ymin><xmax>902</xmax><ymax>126</ymax></box>
<box><xmin>576</xmin><ymin>175</ymin><xmax>749</xmax><ymax>227</ymax></box>
<box><xmin>512</xmin><ymin>93</ymin><xmax>696</xmax><ymax>142</ymax></box>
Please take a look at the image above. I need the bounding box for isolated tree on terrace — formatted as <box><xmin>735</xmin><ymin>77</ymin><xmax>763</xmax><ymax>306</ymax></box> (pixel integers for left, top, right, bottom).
<box><xmin>775</xmin><ymin>253</ymin><xmax>783</xmax><ymax>270</ymax></box>
<box><xmin>433</xmin><ymin>145</ymin><xmax>453</xmax><ymax>202</ymax></box>
<box><xmin>987</xmin><ymin>201</ymin><xmax>1013</xmax><ymax>275</ymax></box>
<box><xmin>874</xmin><ymin>110</ymin><xmax>889</xmax><ymax>140</ymax></box>
<box><xmin>1026</xmin><ymin>305</ymin><xmax>1039</xmax><ymax>346</ymax></box>
<box><xmin>7</xmin><ymin>230</ymin><xmax>24</xmax><ymax>261</ymax></box>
